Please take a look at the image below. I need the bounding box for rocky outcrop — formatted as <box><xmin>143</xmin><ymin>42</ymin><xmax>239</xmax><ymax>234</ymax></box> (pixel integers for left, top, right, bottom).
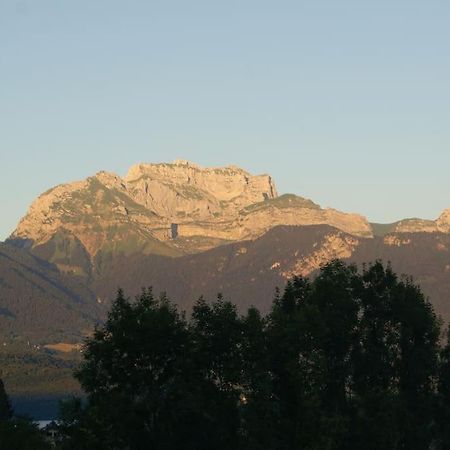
<box><xmin>393</xmin><ymin>219</ymin><xmax>438</xmax><ymax>233</ymax></box>
<box><xmin>237</xmin><ymin>198</ymin><xmax>371</xmax><ymax>240</ymax></box>
<box><xmin>281</xmin><ymin>232</ymin><xmax>360</xmax><ymax>278</ymax></box>
<box><xmin>437</xmin><ymin>208</ymin><xmax>450</xmax><ymax>233</ymax></box>
<box><xmin>385</xmin><ymin>208</ymin><xmax>450</xmax><ymax>235</ymax></box>
<box><xmin>383</xmin><ymin>235</ymin><xmax>412</xmax><ymax>247</ymax></box>
<box><xmin>124</xmin><ymin>160</ymin><xmax>277</xmax><ymax>217</ymax></box>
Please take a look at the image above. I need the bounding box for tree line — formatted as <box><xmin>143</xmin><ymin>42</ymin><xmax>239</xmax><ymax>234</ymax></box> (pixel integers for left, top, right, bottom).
<box><xmin>2</xmin><ymin>260</ymin><xmax>450</xmax><ymax>449</ymax></box>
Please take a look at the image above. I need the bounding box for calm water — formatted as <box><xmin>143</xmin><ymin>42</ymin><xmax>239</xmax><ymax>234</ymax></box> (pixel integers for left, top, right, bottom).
<box><xmin>36</xmin><ymin>420</ymin><xmax>52</xmax><ymax>429</ymax></box>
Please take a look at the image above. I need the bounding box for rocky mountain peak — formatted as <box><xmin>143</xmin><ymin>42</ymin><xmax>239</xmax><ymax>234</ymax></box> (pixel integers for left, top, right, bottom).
<box><xmin>124</xmin><ymin>160</ymin><xmax>277</xmax><ymax>204</ymax></box>
<box><xmin>10</xmin><ymin>161</ymin><xmax>373</xmax><ymax>274</ymax></box>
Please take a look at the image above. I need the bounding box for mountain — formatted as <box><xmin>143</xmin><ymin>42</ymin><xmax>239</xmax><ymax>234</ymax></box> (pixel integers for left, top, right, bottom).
<box><xmin>0</xmin><ymin>242</ymin><xmax>101</xmax><ymax>343</ymax></box>
<box><xmin>5</xmin><ymin>160</ymin><xmax>450</xmax><ymax>417</ymax></box>
<box><xmin>8</xmin><ymin>159</ymin><xmax>450</xmax><ymax>321</ymax></box>
<box><xmin>9</xmin><ymin>160</ymin><xmax>372</xmax><ymax>276</ymax></box>
<box><xmin>89</xmin><ymin>225</ymin><xmax>450</xmax><ymax>322</ymax></box>
<box><xmin>90</xmin><ymin>225</ymin><xmax>360</xmax><ymax>314</ymax></box>
<box><xmin>0</xmin><ymin>242</ymin><xmax>104</xmax><ymax>418</ymax></box>
<box><xmin>350</xmin><ymin>231</ymin><xmax>450</xmax><ymax>320</ymax></box>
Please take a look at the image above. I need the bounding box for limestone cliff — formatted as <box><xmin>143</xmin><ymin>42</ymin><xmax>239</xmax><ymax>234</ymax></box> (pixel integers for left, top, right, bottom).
<box><xmin>393</xmin><ymin>219</ymin><xmax>438</xmax><ymax>233</ymax></box>
<box><xmin>437</xmin><ymin>208</ymin><xmax>450</xmax><ymax>233</ymax></box>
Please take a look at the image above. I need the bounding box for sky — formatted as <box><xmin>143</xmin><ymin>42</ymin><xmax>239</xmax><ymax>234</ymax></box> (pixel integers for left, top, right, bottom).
<box><xmin>1</xmin><ymin>0</ymin><xmax>450</xmax><ymax>240</ymax></box>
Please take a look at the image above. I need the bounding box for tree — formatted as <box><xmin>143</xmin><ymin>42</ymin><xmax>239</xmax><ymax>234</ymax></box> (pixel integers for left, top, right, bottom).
<box><xmin>267</xmin><ymin>262</ymin><xmax>359</xmax><ymax>449</ymax></box>
<box><xmin>54</xmin><ymin>396</ymin><xmax>99</xmax><ymax>450</ymax></box>
<box><xmin>437</xmin><ymin>325</ymin><xmax>450</xmax><ymax>449</ymax></box>
<box><xmin>0</xmin><ymin>418</ymin><xmax>51</xmax><ymax>450</ymax></box>
<box><xmin>239</xmin><ymin>306</ymin><xmax>279</xmax><ymax>450</ymax></box>
<box><xmin>351</xmin><ymin>262</ymin><xmax>440</xmax><ymax>449</ymax></box>
<box><xmin>61</xmin><ymin>261</ymin><xmax>443</xmax><ymax>449</ymax></box>
<box><xmin>73</xmin><ymin>288</ymin><xmax>203</xmax><ymax>449</ymax></box>
<box><xmin>267</xmin><ymin>260</ymin><xmax>440</xmax><ymax>450</ymax></box>
<box><xmin>0</xmin><ymin>378</ymin><xmax>13</xmax><ymax>421</ymax></box>
<box><xmin>188</xmin><ymin>295</ymin><xmax>243</xmax><ymax>449</ymax></box>
<box><xmin>0</xmin><ymin>378</ymin><xmax>51</xmax><ymax>448</ymax></box>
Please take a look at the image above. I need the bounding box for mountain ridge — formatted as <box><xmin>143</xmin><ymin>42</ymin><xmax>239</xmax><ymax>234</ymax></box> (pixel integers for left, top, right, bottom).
<box><xmin>10</xmin><ymin>161</ymin><xmax>373</xmax><ymax>276</ymax></box>
<box><xmin>6</xmin><ymin>160</ymin><xmax>450</xmax><ymax>322</ymax></box>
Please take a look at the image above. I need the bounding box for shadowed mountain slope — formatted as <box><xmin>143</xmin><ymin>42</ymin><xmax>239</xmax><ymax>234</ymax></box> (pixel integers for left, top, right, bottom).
<box><xmin>0</xmin><ymin>242</ymin><xmax>101</xmax><ymax>343</ymax></box>
<box><xmin>92</xmin><ymin>225</ymin><xmax>450</xmax><ymax>322</ymax></box>
<box><xmin>351</xmin><ymin>232</ymin><xmax>450</xmax><ymax>321</ymax></box>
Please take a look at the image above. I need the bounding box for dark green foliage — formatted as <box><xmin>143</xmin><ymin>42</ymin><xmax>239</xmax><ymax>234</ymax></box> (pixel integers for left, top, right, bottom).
<box><xmin>58</xmin><ymin>260</ymin><xmax>447</xmax><ymax>449</ymax></box>
<box><xmin>0</xmin><ymin>417</ymin><xmax>51</xmax><ymax>449</ymax></box>
<box><xmin>437</xmin><ymin>326</ymin><xmax>450</xmax><ymax>449</ymax></box>
<box><xmin>266</xmin><ymin>261</ymin><xmax>440</xmax><ymax>450</ymax></box>
<box><xmin>73</xmin><ymin>289</ymin><xmax>246</xmax><ymax>449</ymax></box>
<box><xmin>0</xmin><ymin>378</ymin><xmax>13</xmax><ymax>421</ymax></box>
<box><xmin>352</xmin><ymin>263</ymin><xmax>440</xmax><ymax>449</ymax></box>
<box><xmin>267</xmin><ymin>263</ymin><xmax>360</xmax><ymax>449</ymax></box>
<box><xmin>239</xmin><ymin>306</ymin><xmax>278</xmax><ymax>450</ymax></box>
<box><xmin>0</xmin><ymin>380</ymin><xmax>50</xmax><ymax>449</ymax></box>
<box><xmin>54</xmin><ymin>397</ymin><xmax>101</xmax><ymax>450</ymax></box>
<box><xmin>73</xmin><ymin>288</ymin><xmax>193</xmax><ymax>449</ymax></box>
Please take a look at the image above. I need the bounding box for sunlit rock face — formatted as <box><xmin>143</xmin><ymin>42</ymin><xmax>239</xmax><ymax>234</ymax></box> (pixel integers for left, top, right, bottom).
<box><xmin>437</xmin><ymin>208</ymin><xmax>450</xmax><ymax>233</ymax></box>
<box><xmin>124</xmin><ymin>160</ymin><xmax>278</xmax><ymax>215</ymax></box>
<box><xmin>383</xmin><ymin>208</ymin><xmax>450</xmax><ymax>235</ymax></box>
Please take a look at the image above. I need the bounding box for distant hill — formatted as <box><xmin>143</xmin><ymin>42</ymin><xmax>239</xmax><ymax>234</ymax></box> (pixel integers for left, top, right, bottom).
<box><xmin>91</xmin><ymin>225</ymin><xmax>450</xmax><ymax>322</ymax></box>
<box><xmin>0</xmin><ymin>242</ymin><xmax>102</xmax><ymax>418</ymax></box>
<box><xmin>0</xmin><ymin>242</ymin><xmax>101</xmax><ymax>343</ymax></box>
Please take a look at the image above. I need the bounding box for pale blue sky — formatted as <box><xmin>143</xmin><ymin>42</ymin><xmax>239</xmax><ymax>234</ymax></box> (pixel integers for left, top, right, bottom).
<box><xmin>1</xmin><ymin>0</ymin><xmax>450</xmax><ymax>240</ymax></box>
